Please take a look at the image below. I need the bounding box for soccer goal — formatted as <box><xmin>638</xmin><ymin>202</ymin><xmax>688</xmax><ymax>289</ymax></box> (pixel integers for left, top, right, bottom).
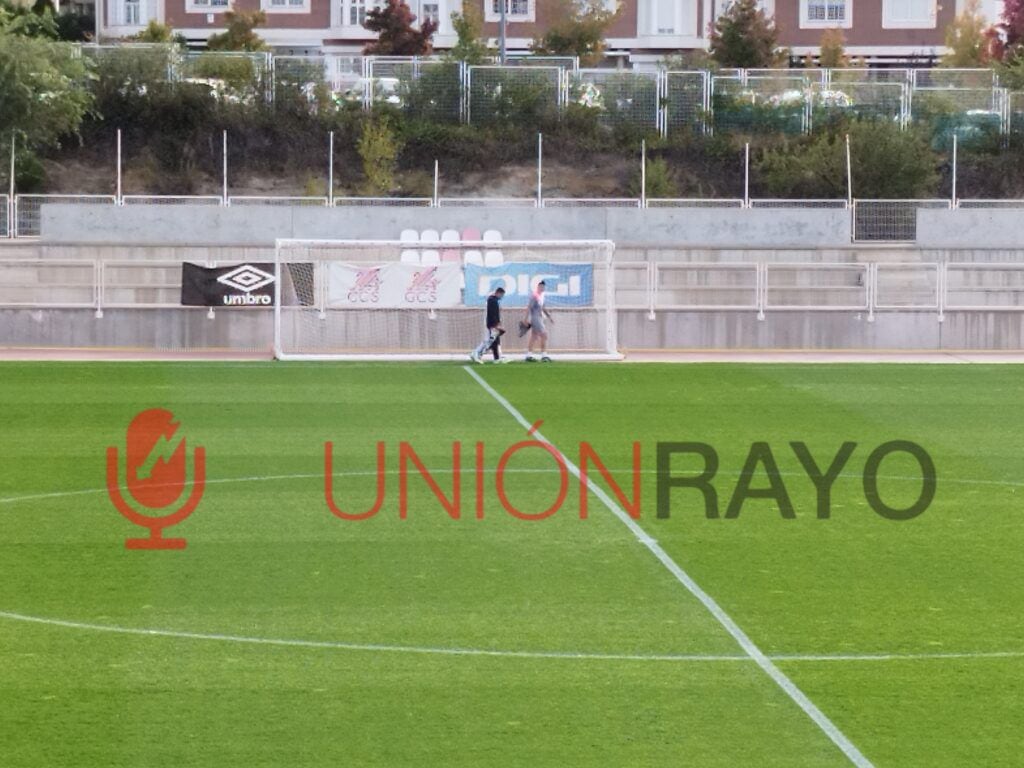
<box><xmin>273</xmin><ymin>239</ymin><xmax>620</xmax><ymax>361</ymax></box>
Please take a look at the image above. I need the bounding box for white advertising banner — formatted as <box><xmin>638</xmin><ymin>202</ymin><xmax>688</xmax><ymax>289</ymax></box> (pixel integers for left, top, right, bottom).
<box><xmin>327</xmin><ymin>262</ymin><xmax>463</xmax><ymax>308</ymax></box>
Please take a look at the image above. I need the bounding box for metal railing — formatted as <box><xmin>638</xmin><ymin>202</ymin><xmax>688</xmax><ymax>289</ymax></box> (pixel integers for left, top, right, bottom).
<box><xmin>8</xmin><ymin>194</ymin><xmax>1019</xmax><ymax>244</ymax></box>
<box><xmin>7</xmin><ymin>257</ymin><xmax>1024</xmax><ymax>321</ymax></box>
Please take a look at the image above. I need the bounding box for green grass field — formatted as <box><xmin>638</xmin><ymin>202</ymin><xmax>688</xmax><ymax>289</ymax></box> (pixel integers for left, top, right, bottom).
<box><xmin>1</xmin><ymin>361</ymin><xmax>1022</xmax><ymax>767</ymax></box>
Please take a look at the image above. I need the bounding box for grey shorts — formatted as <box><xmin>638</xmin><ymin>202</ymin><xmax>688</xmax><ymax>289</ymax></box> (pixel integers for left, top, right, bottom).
<box><xmin>530</xmin><ymin>316</ymin><xmax>546</xmax><ymax>335</ymax></box>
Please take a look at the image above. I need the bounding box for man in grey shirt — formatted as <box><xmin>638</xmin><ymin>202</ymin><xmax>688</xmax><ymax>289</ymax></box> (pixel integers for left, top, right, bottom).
<box><xmin>524</xmin><ymin>280</ymin><xmax>554</xmax><ymax>362</ymax></box>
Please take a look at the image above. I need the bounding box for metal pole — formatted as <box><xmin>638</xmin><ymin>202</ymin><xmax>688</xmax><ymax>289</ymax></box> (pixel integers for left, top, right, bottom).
<box><xmin>116</xmin><ymin>129</ymin><xmax>122</xmax><ymax>205</ymax></box>
<box><xmin>8</xmin><ymin>133</ymin><xmax>14</xmax><ymax>200</ymax></box>
<box><xmin>94</xmin><ymin>0</ymin><xmax>100</xmax><ymax>43</ymax></box>
<box><xmin>845</xmin><ymin>134</ymin><xmax>853</xmax><ymax>205</ymax></box>
<box><xmin>951</xmin><ymin>134</ymin><xmax>958</xmax><ymax>208</ymax></box>
<box><xmin>640</xmin><ymin>139</ymin><xmax>646</xmax><ymax>209</ymax></box>
<box><xmin>433</xmin><ymin>159</ymin><xmax>439</xmax><ymax>207</ymax></box>
<box><xmin>222</xmin><ymin>130</ymin><xmax>228</xmax><ymax>205</ymax></box>
<box><xmin>8</xmin><ymin>134</ymin><xmax>14</xmax><ymax>239</ymax></box>
<box><xmin>328</xmin><ymin>131</ymin><xmax>334</xmax><ymax>205</ymax></box>
<box><xmin>537</xmin><ymin>133</ymin><xmax>542</xmax><ymax>207</ymax></box>
<box><xmin>744</xmin><ymin>142</ymin><xmax>750</xmax><ymax>208</ymax></box>
<box><xmin>499</xmin><ymin>0</ymin><xmax>507</xmax><ymax>64</ymax></box>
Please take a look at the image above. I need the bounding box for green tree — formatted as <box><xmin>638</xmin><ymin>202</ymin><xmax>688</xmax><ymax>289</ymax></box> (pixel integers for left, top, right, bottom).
<box><xmin>756</xmin><ymin>120</ymin><xmax>939</xmax><ymax>199</ymax></box>
<box><xmin>942</xmin><ymin>0</ymin><xmax>990</xmax><ymax>67</ymax></box>
<box><xmin>363</xmin><ymin>0</ymin><xmax>437</xmax><ymax>56</ymax></box>
<box><xmin>358</xmin><ymin>117</ymin><xmax>403</xmax><ymax>194</ymax></box>
<box><xmin>818</xmin><ymin>28</ymin><xmax>848</xmax><ymax>68</ymax></box>
<box><xmin>0</xmin><ymin>27</ymin><xmax>94</xmax><ymax>187</ymax></box>
<box><xmin>136</xmin><ymin>19</ymin><xmax>185</xmax><ymax>45</ymax></box>
<box><xmin>530</xmin><ymin>0</ymin><xmax>620</xmax><ymax>67</ymax></box>
<box><xmin>449</xmin><ymin>0</ymin><xmax>490</xmax><ymax>64</ymax></box>
<box><xmin>708</xmin><ymin>0</ymin><xmax>783</xmax><ymax>69</ymax></box>
<box><xmin>207</xmin><ymin>8</ymin><xmax>269</xmax><ymax>51</ymax></box>
<box><xmin>0</xmin><ymin>0</ymin><xmax>58</xmax><ymax>38</ymax></box>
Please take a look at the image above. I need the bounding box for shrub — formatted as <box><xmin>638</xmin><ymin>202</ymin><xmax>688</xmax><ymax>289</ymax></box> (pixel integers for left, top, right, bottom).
<box><xmin>358</xmin><ymin>117</ymin><xmax>402</xmax><ymax>194</ymax></box>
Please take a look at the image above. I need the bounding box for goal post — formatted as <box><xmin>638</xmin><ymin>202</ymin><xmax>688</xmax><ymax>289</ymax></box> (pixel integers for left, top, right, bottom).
<box><xmin>273</xmin><ymin>239</ymin><xmax>619</xmax><ymax>361</ymax></box>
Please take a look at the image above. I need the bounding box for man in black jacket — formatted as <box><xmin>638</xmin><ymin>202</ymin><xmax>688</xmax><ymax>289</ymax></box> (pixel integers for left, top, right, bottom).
<box><xmin>470</xmin><ymin>287</ymin><xmax>507</xmax><ymax>364</ymax></box>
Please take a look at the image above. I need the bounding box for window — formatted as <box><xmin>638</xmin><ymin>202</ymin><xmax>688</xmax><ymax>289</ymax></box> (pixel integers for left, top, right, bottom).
<box><xmin>123</xmin><ymin>0</ymin><xmax>140</xmax><ymax>24</ymax></box>
<box><xmin>421</xmin><ymin>1</ymin><xmax>439</xmax><ymax>25</ymax></box>
<box><xmin>800</xmin><ymin>0</ymin><xmax>851</xmax><ymax>27</ymax></box>
<box><xmin>484</xmin><ymin>0</ymin><xmax>534</xmax><ymax>22</ymax></box>
<box><xmin>264</xmin><ymin>0</ymin><xmax>308</xmax><ymax>10</ymax></box>
<box><xmin>349</xmin><ymin>0</ymin><xmax>365</xmax><ymax>25</ymax></box>
<box><xmin>187</xmin><ymin>0</ymin><xmax>229</xmax><ymax>10</ymax></box>
<box><xmin>882</xmin><ymin>0</ymin><xmax>935</xmax><ymax>28</ymax></box>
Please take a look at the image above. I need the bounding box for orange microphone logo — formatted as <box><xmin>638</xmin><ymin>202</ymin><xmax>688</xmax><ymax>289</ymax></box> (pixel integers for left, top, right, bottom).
<box><xmin>106</xmin><ymin>408</ymin><xmax>206</xmax><ymax>550</ymax></box>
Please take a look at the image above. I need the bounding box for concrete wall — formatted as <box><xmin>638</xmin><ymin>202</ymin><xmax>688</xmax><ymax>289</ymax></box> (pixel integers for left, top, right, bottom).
<box><xmin>917</xmin><ymin>209</ymin><xmax>1024</xmax><ymax>249</ymax></box>
<box><xmin>4</xmin><ymin>307</ymin><xmax>1024</xmax><ymax>352</ymax></box>
<box><xmin>41</xmin><ymin>204</ymin><xmax>853</xmax><ymax>249</ymax></box>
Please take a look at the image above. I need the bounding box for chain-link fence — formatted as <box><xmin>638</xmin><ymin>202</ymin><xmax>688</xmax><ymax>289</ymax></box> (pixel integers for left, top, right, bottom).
<box><xmin>506</xmin><ymin>55</ymin><xmax>579</xmax><ymax>72</ymax></box>
<box><xmin>15</xmin><ymin>195</ymin><xmax>117</xmax><ymax>238</ymax></box>
<box><xmin>70</xmin><ymin>50</ymin><xmax>1017</xmax><ymax>139</ymax></box>
<box><xmin>122</xmin><ymin>195</ymin><xmax>223</xmax><ymax>205</ymax></box>
<box><xmin>664</xmin><ymin>71</ymin><xmax>709</xmax><ymax>137</ymax></box>
<box><xmin>570</xmin><ymin>70</ymin><xmax>660</xmax><ymax>130</ymax></box>
<box><xmin>711</xmin><ymin>71</ymin><xmax>818</xmax><ymax>135</ymax></box>
<box><xmin>178</xmin><ymin>51</ymin><xmax>270</xmax><ymax>105</ymax></box>
<box><xmin>1009</xmin><ymin>92</ymin><xmax>1024</xmax><ymax>136</ymax></box>
<box><xmin>466</xmin><ymin>66</ymin><xmax>563</xmax><ymax>126</ymax></box>
<box><xmin>370</xmin><ymin>58</ymin><xmax>463</xmax><ymax>123</ymax></box>
<box><xmin>272</xmin><ymin>55</ymin><xmax>331</xmax><ymax>110</ymax></box>
<box><xmin>0</xmin><ymin>195</ymin><xmax>8</xmax><ymax>238</ymax></box>
<box><xmin>853</xmin><ymin>199</ymin><xmax>952</xmax><ymax>242</ymax></box>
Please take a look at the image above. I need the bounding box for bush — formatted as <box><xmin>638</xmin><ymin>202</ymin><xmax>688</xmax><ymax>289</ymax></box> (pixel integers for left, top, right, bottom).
<box><xmin>756</xmin><ymin>119</ymin><xmax>940</xmax><ymax>199</ymax></box>
<box><xmin>358</xmin><ymin>117</ymin><xmax>402</xmax><ymax>194</ymax></box>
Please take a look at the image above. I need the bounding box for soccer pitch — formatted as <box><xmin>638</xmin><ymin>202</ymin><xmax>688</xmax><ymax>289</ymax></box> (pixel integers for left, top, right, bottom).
<box><xmin>1</xmin><ymin>361</ymin><xmax>1022</xmax><ymax>766</ymax></box>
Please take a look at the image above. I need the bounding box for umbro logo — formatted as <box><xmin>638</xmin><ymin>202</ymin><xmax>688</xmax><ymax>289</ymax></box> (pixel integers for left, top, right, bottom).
<box><xmin>217</xmin><ymin>265</ymin><xmax>275</xmax><ymax>293</ymax></box>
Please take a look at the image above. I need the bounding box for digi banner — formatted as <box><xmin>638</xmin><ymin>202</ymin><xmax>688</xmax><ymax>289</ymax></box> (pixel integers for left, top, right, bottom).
<box><xmin>463</xmin><ymin>262</ymin><xmax>594</xmax><ymax>307</ymax></box>
<box><xmin>328</xmin><ymin>262</ymin><xmax>462</xmax><ymax>308</ymax></box>
<box><xmin>181</xmin><ymin>262</ymin><xmax>276</xmax><ymax>307</ymax></box>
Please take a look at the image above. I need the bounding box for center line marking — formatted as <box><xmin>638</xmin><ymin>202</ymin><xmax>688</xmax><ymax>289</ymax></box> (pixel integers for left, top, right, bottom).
<box><xmin>463</xmin><ymin>365</ymin><xmax>874</xmax><ymax>768</ymax></box>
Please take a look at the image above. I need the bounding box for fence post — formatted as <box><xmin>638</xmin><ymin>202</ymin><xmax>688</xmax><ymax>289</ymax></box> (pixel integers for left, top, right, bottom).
<box><xmin>328</xmin><ymin>131</ymin><xmax>334</xmax><ymax>206</ymax></box>
<box><xmin>845</xmin><ymin>134</ymin><xmax>853</xmax><ymax>206</ymax></box>
<box><xmin>951</xmin><ymin>133</ymin><xmax>958</xmax><ymax>208</ymax></box>
<box><xmin>222</xmin><ymin>130</ymin><xmax>228</xmax><ymax>206</ymax></box>
<box><xmin>743</xmin><ymin>142</ymin><xmax>750</xmax><ymax>208</ymax></box>
<box><xmin>640</xmin><ymin>140</ymin><xmax>647</xmax><ymax>209</ymax></box>
<box><xmin>536</xmin><ymin>133</ymin><xmax>543</xmax><ymax>208</ymax></box>
<box><xmin>433</xmin><ymin>159</ymin><xmax>439</xmax><ymax>207</ymax></box>
<box><xmin>116</xmin><ymin>129</ymin><xmax>123</xmax><ymax>206</ymax></box>
<box><xmin>8</xmin><ymin>134</ymin><xmax>14</xmax><ymax>238</ymax></box>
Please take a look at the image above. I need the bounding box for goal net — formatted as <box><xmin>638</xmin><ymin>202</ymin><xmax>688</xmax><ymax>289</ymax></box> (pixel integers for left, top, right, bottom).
<box><xmin>274</xmin><ymin>239</ymin><xmax>619</xmax><ymax>360</ymax></box>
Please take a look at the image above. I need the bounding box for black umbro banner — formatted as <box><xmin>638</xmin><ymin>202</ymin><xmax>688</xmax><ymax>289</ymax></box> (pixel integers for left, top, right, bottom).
<box><xmin>181</xmin><ymin>263</ymin><xmax>277</xmax><ymax>307</ymax></box>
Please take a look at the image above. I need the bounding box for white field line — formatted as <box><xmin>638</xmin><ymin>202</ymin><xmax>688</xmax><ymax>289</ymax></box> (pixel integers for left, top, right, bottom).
<box><xmin>463</xmin><ymin>366</ymin><xmax>875</xmax><ymax>768</ymax></box>
<box><xmin>3</xmin><ymin>466</ymin><xmax>1016</xmax><ymax>509</ymax></box>
<box><xmin>0</xmin><ymin>610</ymin><xmax>1021</xmax><ymax>665</ymax></box>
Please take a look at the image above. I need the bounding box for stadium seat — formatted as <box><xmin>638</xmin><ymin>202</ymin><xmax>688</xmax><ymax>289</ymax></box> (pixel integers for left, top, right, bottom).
<box><xmin>484</xmin><ymin>251</ymin><xmax>504</xmax><ymax>267</ymax></box>
<box><xmin>461</xmin><ymin>227</ymin><xmax>481</xmax><ymax>244</ymax></box>
<box><xmin>399</xmin><ymin>229</ymin><xmax>419</xmax><ymax>245</ymax></box>
<box><xmin>440</xmin><ymin>249</ymin><xmax>461</xmax><ymax>262</ymax></box>
<box><xmin>420</xmin><ymin>229</ymin><xmax>440</xmax><ymax>246</ymax></box>
<box><xmin>400</xmin><ymin>249</ymin><xmax>420</xmax><ymax>264</ymax></box>
<box><xmin>463</xmin><ymin>251</ymin><xmax>484</xmax><ymax>267</ymax></box>
<box><xmin>440</xmin><ymin>229</ymin><xmax>460</xmax><ymax>244</ymax></box>
<box><xmin>421</xmin><ymin>250</ymin><xmax>441</xmax><ymax>265</ymax></box>
<box><xmin>482</xmin><ymin>229</ymin><xmax>503</xmax><ymax>243</ymax></box>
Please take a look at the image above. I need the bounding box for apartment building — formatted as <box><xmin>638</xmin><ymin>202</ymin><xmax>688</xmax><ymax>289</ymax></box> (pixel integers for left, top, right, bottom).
<box><xmin>97</xmin><ymin>0</ymin><xmax>1003</xmax><ymax>64</ymax></box>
